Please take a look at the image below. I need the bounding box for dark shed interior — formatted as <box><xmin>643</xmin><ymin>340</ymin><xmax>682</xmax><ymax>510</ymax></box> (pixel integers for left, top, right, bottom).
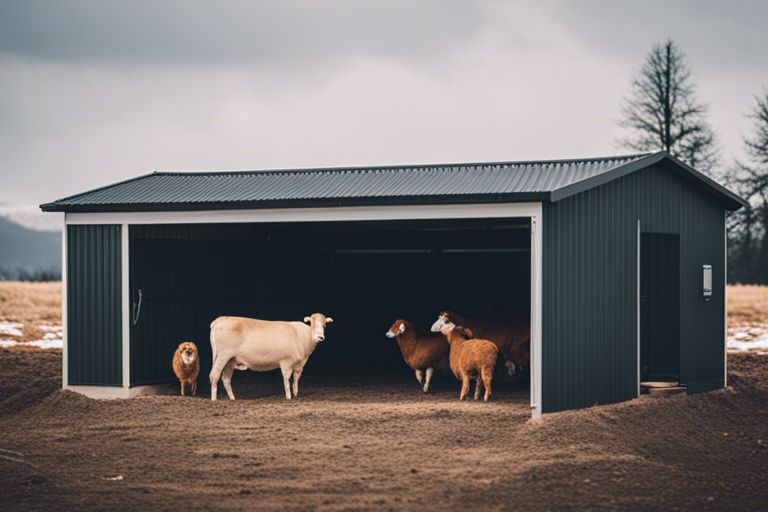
<box><xmin>128</xmin><ymin>219</ymin><xmax>531</xmax><ymax>387</ymax></box>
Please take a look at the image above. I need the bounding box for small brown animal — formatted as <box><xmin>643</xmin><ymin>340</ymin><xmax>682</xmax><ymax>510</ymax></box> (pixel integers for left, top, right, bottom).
<box><xmin>432</xmin><ymin>310</ymin><xmax>529</xmax><ymax>376</ymax></box>
<box><xmin>172</xmin><ymin>341</ymin><xmax>200</xmax><ymax>396</ymax></box>
<box><xmin>440</xmin><ymin>324</ymin><xmax>498</xmax><ymax>401</ymax></box>
<box><xmin>385</xmin><ymin>319</ymin><xmax>449</xmax><ymax>392</ymax></box>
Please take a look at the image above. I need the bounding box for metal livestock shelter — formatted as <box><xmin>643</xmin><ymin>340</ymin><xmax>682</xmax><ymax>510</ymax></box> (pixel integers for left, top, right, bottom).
<box><xmin>41</xmin><ymin>151</ymin><xmax>746</xmax><ymax>417</ymax></box>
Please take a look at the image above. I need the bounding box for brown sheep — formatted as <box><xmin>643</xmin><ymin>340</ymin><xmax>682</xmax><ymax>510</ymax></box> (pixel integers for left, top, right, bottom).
<box><xmin>172</xmin><ymin>341</ymin><xmax>200</xmax><ymax>396</ymax></box>
<box><xmin>386</xmin><ymin>319</ymin><xmax>449</xmax><ymax>392</ymax></box>
<box><xmin>432</xmin><ymin>310</ymin><xmax>529</xmax><ymax>376</ymax></box>
<box><xmin>440</xmin><ymin>324</ymin><xmax>498</xmax><ymax>401</ymax></box>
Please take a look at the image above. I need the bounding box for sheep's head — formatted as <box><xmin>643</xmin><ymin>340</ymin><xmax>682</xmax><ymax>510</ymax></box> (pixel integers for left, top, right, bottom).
<box><xmin>385</xmin><ymin>320</ymin><xmax>407</xmax><ymax>339</ymax></box>
<box><xmin>440</xmin><ymin>323</ymin><xmax>474</xmax><ymax>343</ymax></box>
<box><xmin>454</xmin><ymin>326</ymin><xmax>474</xmax><ymax>339</ymax></box>
<box><xmin>303</xmin><ymin>313</ymin><xmax>333</xmax><ymax>344</ymax></box>
<box><xmin>431</xmin><ymin>311</ymin><xmax>453</xmax><ymax>332</ymax></box>
<box><xmin>176</xmin><ymin>341</ymin><xmax>198</xmax><ymax>366</ymax></box>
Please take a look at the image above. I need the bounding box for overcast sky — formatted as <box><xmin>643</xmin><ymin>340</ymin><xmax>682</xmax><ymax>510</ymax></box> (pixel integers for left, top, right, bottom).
<box><xmin>1</xmin><ymin>0</ymin><xmax>766</xmax><ymax>208</ymax></box>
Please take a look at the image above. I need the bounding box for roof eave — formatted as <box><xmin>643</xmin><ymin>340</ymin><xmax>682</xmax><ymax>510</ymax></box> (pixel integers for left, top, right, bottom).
<box><xmin>39</xmin><ymin>193</ymin><xmax>551</xmax><ymax>213</ymax></box>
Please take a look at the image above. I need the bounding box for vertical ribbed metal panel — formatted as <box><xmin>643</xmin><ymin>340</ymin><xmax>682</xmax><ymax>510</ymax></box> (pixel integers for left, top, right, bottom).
<box><xmin>543</xmin><ymin>163</ymin><xmax>726</xmax><ymax>412</ymax></box>
<box><xmin>67</xmin><ymin>224</ymin><xmax>122</xmax><ymax>386</ymax></box>
<box><xmin>129</xmin><ymin>225</ymin><xmax>256</xmax><ymax>386</ymax></box>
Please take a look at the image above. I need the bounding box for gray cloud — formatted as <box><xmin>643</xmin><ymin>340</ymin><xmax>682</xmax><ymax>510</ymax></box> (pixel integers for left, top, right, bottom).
<box><xmin>554</xmin><ymin>0</ymin><xmax>768</xmax><ymax>71</ymax></box>
<box><xmin>0</xmin><ymin>1</ymin><xmax>487</xmax><ymax>66</ymax></box>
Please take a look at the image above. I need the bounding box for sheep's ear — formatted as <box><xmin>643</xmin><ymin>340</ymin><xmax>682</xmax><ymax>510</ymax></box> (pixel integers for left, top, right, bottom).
<box><xmin>303</xmin><ymin>316</ymin><xmax>311</xmax><ymax>324</ymax></box>
<box><xmin>464</xmin><ymin>327</ymin><xmax>475</xmax><ymax>338</ymax></box>
<box><xmin>325</xmin><ymin>317</ymin><xmax>333</xmax><ymax>324</ymax></box>
<box><xmin>398</xmin><ymin>323</ymin><xmax>406</xmax><ymax>333</ymax></box>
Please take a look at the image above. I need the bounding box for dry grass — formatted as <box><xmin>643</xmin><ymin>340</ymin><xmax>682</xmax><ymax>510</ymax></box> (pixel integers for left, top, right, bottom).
<box><xmin>0</xmin><ymin>281</ymin><xmax>61</xmax><ymax>342</ymax></box>
<box><xmin>728</xmin><ymin>284</ymin><xmax>768</xmax><ymax>326</ymax></box>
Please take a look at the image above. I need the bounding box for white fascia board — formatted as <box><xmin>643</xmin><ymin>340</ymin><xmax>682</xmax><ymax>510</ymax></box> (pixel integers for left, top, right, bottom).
<box><xmin>65</xmin><ymin>202</ymin><xmax>542</xmax><ymax>224</ymax></box>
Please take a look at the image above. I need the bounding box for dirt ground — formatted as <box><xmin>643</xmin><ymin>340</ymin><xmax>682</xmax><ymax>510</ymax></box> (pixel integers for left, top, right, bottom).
<box><xmin>0</xmin><ymin>350</ymin><xmax>766</xmax><ymax>511</ymax></box>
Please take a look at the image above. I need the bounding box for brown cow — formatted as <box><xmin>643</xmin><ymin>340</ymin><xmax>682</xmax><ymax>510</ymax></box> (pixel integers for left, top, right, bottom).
<box><xmin>431</xmin><ymin>310</ymin><xmax>529</xmax><ymax>376</ymax></box>
<box><xmin>386</xmin><ymin>319</ymin><xmax>449</xmax><ymax>392</ymax></box>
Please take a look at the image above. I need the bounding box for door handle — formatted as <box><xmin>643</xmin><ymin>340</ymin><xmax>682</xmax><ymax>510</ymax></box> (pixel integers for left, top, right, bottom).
<box><xmin>131</xmin><ymin>289</ymin><xmax>143</xmax><ymax>326</ymax></box>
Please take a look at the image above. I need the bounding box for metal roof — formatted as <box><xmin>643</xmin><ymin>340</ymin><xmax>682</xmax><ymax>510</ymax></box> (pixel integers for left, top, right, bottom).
<box><xmin>40</xmin><ymin>151</ymin><xmax>746</xmax><ymax>212</ymax></box>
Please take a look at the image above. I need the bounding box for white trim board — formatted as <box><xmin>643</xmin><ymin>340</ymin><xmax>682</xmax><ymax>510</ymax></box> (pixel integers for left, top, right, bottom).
<box><xmin>636</xmin><ymin>219</ymin><xmax>641</xmax><ymax>398</ymax></box>
<box><xmin>724</xmin><ymin>211</ymin><xmax>728</xmax><ymax>388</ymax></box>
<box><xmin>121</xmin><ymin>224</ymin><xmax>130</xmax><ymax>389</ymax></box>
<box><xmin>65</xmin><ymin>202</ymin><xmax>542</xmax><ymax>225</ymax></box>
<box><xmin>529</xmin><ymin>205</ymin><xmax>543</xmax><ymax>419</ymax></box>
<box><xmin>61</xmin><ymin>215</ymin><xmax>68</xmax><ymax>388</ymax></box>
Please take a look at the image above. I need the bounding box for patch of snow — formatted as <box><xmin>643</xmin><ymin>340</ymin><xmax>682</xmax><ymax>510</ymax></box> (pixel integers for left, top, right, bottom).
<box><xmin>0</xmin><ymin>339</ymin><xmax>62</xmax><ymax>349</ymax></box>
<box><xmin>728</xmin><ymin>324</ymin><xmax>768</xmax><ymax>352</ymax></box>
<box><xmin>38</xmin><ymin>324</ymin><xmax>62</xmax><ymax>333</ymax></box>
<box><xmin>0</xmin><ymin>322</ymin><xmax>23</xmax><ymax>337</ymax></box>
<box><xmin>26</xmin><ymin>339</ymin><xmax>63</xmax><ymax>349</ymax></box>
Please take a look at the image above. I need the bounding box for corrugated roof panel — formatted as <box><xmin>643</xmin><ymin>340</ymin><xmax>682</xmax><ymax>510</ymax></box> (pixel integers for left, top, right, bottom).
<box><xmin>43</xmin><ymin>152</ymin><xmax>745</xmax><ymax>212</ymax></box>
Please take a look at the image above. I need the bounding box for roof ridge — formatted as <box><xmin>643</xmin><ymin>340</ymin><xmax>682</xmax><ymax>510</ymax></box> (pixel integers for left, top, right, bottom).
<box><xmin>151</xmin><ymin>153</ymin><xmax>651</xmax><ymax>177</ymax></box>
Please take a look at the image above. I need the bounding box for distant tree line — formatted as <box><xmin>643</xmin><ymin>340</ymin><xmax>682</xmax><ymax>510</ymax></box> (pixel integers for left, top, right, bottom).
<box><xmin>619</xmin><ymin>39</ymin><xmax>768</xmax><ymax>284</ymax></box>
<box><xmin>0</xmin><ymin>265</ymin><xmax>61</xmax><ymax>281</ymax></box>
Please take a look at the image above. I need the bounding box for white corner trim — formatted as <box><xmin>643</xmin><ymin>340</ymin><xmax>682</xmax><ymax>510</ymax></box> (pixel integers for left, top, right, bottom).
<box><xmin>724</xmin><ymin>211</ymin><xmax>728</xmax><ymax>388</ymax></box>
<box><xmin>61</xmin><ymin>215</ymin><xmax>68</xmax><ymax>389</ymax></box>
<box><xmin>65</xmin><ymin>202</ymin><xmax>542</xmax><ymax>225</ymax></box>
<box><xmin>530</xmin><ymin>203</ymin><xmax>543</xmax><ymax>419</ymax></box>
<box><xmin>636</xmin><ymin>219</ymin><xmax>641</xmax><ymax>397</ymax></box>
<box><xmin>121</xmin><ymin>224</ymin><xmax>130</xmax><ymax>389</ymax></box>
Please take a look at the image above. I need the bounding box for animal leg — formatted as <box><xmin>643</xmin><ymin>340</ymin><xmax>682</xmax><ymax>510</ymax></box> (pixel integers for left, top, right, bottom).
<box><xmin>423</xmin><ymin>367</ymin><xmax>434</xmax><ymax>393</ymax></box>
<box><xmin>292</xmin><ymin>366</ymin><xmax>304</xmax><ymax>398</ymax></box>
<box><xmin>459</xmin><ymin>373</ymin><xmax>470</xmax><ymax>401</ymax></box>
<box><xmin>415</xmin><ymin>369</ymin><xmax>423</xmax><ymax>385</ymax></box>
<box><xmin>222</xmin><ymin>360</ymin><xmax>236</xmax><ymax>401</ymax></box>
<box><xmin>209</xmin><ymin>355</ymin><xmax>229</xmax><ymax>401</ymax></box>
<box><xmin>474</xmin><ymin>376</ymin><xmax>482</xmax><ymax>400</ymax></box>
<box><xmin>191</xmin><ymin>380</ymin><xmax>197</xmax><ymax>396</ymax></box>
<box><xmin>482</xmin><ymin>368</ymin><xmax>493</xmax><ymax>402</ymax></box>
<box><xmin>280</xmin><ymin>363</ymin><xmax>293</xmax><ymax>400</ymax></box>
<box><xmin>180</xmin><ymin>380</ymin><xmax>185</xmax><ymax>397</ymax></box>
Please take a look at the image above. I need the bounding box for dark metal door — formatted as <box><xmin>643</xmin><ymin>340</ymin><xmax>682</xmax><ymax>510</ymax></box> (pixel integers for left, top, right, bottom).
<box><xmin>640</xmin><ymin>233</ymin><xmax>680</xmax><ymax>381</ymax></box>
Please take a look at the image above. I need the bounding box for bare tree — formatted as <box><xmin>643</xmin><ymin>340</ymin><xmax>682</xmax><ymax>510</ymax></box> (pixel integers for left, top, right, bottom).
<box><xmin>619</xmin><ymin>39</ymin><xmax>718</xmax><ymax>173</ymax></box>
<box><xmin>727</xmin><ymin>89</ymin><xmax>768</xmax><ymax>283</ymax></box>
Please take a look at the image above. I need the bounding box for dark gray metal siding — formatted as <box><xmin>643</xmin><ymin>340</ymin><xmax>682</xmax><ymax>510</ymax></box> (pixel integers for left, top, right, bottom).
<box><xmin>67</xmin><ymin>224</ymin><xmax>122</xmax><ymax>386</ymax></box>
<box><xmin>129</xmin><ymin>225</ymin><xmax>256</xmax><ymax>386</ymax></box>
<box><xmin>542</xmin><ymin>163</ymin><xmax>726</xmax><ymax>412</ymax></box>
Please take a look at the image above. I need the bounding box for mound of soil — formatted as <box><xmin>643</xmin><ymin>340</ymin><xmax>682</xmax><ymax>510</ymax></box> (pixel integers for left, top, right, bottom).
<box><xmin>1</xmin><ymin>349</ymin><xmax>767</xmax><ymax>511</ymax></box>
<box><xmin>0</xmin><ymin>349</ymin><xmax>60</xmax><ymax>413</ymax></box>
